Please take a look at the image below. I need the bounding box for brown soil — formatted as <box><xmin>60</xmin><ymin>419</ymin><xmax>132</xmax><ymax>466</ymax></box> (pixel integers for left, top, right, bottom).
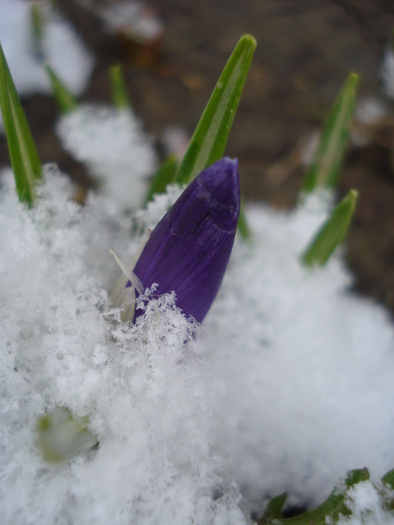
<box><xmin>2</xmin><ymin>0</ymin><xmax>394</xmax><ymax>314</ymax></box>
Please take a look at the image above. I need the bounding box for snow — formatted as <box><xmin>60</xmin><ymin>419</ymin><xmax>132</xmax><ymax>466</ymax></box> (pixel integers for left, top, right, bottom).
<box><xmin>335</xmin><ymin>481</ymin><xmax>394</xmax><ymax>524</ymax></box>
<box><xmin>101</xmin><ymin>1</ymin><xmax>163</xmax><ymax>43</ymax></box>
<box><xmin>56</xmin><ymin>105</ymin><xmax>157</xmax><ymax>211</ymax></box>
<box><xmin>0</xmin><ymin>0</ymin><xmax>94</xmax><ymax>97</ymax></box>
<box><xmin>351</xmin><ymin>97</ymin><xmax>389</xmax><ymax>146</ymax></box>
<box><xmin>354</xmin><ymin>97</ymin><xmax>388</xmax><ymax>125</ymax></box>
<box><xmin>0</xmin><ymin>166</ymin><xmax>246</xmax><ymax>525</ymax></box>
<box><xmin>1</xmin><ymin>166</ymin><xmax>394</xmax><ymax>523</ymax></box>
<box><xmin>381</xmin><ymin>47</ymin><xmax>394</xmax><ymax>99</ymax></box>
<box><xmin>206</xmin><ymin>194</ymin><xmax>394</xmax><ymax>516</ymax></box>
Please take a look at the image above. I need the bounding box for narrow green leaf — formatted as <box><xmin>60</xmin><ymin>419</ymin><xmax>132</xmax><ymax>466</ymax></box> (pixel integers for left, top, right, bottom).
<box><xmin>262</xmin><ymin>493</ymin><xmax>288</xmax><ymax>521</ymax></box>
<box><xmin>30</xmin><ymin>0</ymin><xmax>44</xmax><ymax>61</ymax></box>
<box><xmin>145</xmin><ymin>155</ymin><xmax>178</xmax><ymax>204</ymax></box>
<box><xmin>267</xmin><ymin>469</ymin><xmax>370</xmax><ymax>525</ymax></box>
<box><xmin>237</xmin><ymin>202</ymin><xmax>250</xmax><ymax>240</ymax></box>
<box><xmin>109</xmin><ymin>64</ymin><xmax>131</xmax><ymax>109</ymax></box>
<box><xmin>303</xmin><ymin>72</ymin><xmax>359</xmax><ymax>192</ymax></box>
<box><xmin>301</xmin><ymin>189</ymin><xmax>358</xmax><ymax>267</ymax></box>
<box><xmin>37</xmin><ymin>407</ymin><xmax>98</xmax><ymax>462</ymax></box>
<box><xmin>345</xmin><ymin>467</ymin><xmax>370</xmax><ymax>487</ymax></box>
<box><xmin>382</xmin><ymin>468</ymin><xmax>394</xmax><ymax>489</ymax></box>
<box><xmin>0</xmin><ymin>42</ymin><xmax>42</xmax><ymax>205</ymax></box>
<box><xmin>45</xmin><ymin>64</ymin><xmax>78</xmax><ymax>114</ymax></box>
<box><xmin>175</xmin><ymin>34</ymin><xmax>256</xmax><ymax>185</ymax></box>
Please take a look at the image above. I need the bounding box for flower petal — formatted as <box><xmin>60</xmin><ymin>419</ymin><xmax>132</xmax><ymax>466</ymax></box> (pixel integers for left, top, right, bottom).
<box><xmin>132</xmin><ymin>157</ymin><xmax>240</xmax><ymax>322</ymax></box>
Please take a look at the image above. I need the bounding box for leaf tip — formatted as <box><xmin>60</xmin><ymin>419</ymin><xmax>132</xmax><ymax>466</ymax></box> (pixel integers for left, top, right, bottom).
<box><xmin>45</xmin><ymin>63</ymin><xmax>78</xmax><ymax>114</ymax></box>
<box><xmin>109</xmin><ymin>63</ymin><xmax>131</xmax><ymax>110</ymax></box>
<box><xmin>348</xmin><ymin>188</ymin><xmax>359</xmax><ymax>201</ymax></box>
<box><xmin>240</xmin><ymin>34</ymin><xmax>257</xmax><ymax>49</ymax></box>
<box><xmin>301</xmin><ymin>188</ymin><xmax>359</xmax><ymax>267</ymax></box>
<box><xmin>348</xmin><ymin>71</ymin><xmax>360</xmax><ymax>85</ymax></box>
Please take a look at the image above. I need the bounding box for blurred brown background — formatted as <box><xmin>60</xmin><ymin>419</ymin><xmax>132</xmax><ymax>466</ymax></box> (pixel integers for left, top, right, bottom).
<box><xmin>2</xmin><ymin>0</ymin><xmax>394</xmax><ymax>314</ymax></box>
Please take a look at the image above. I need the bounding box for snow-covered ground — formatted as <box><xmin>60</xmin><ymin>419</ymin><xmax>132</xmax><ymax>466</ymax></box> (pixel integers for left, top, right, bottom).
<box><xmin>1</xmin><ymin>162</ymin><xmax>394</xmax><ymax>523</ymax></box>
<box><xmin>0</xmin><ymin>166</ymin><xmax>246</xmax><ymax>524</ymax></box>
<box><xmin>207</xmin><ymin>194</ymin><xmax>394</xmax><ymax>516</ymax></box>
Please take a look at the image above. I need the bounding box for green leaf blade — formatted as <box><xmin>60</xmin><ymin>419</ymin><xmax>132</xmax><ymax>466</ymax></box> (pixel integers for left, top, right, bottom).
<box><xmin>175</xmin><ymin>34</ymin><xmax>256</xmax><ymax>185</ymax></box>
<box><xmin>262</xmin><ymin>493</ymin><xmax>288</xmax><ymax>521</ymax></box>
<box><xmin>0</xmin><ymin>42</ymin><xmax>42</xmax><ymax>205</ymax></box>
<box><xmin>381</xmin><ymin>468</ymin><xmax>394</xmax><ymax>489</ymax></box>
<box><xmin>237</xmin><ymin>203</ymin><xmax>250</xmax><ymax>240</ymax></box>
<box><xmin>145</xmin><ymin>155</ymin><xmax>178</xmax><ymax>204</ymax></box>
<box><xmin>301</xmin><ymin>189</ymin><xmax>358</xmax><ymax>267</ymax></box>
<box><xmin>45</xmin><ymin>64</ymin><xmax>78</xmax><ymax>114</ymax></box>
<box><xmin>303</xmin><ymin>72</ymin><xmax>359</xmax><ymax>193</ymax></box>
<box><xmin>267</xmin><ymin>469</ymin><xmax>370</xmax><ymax>525</ymax></box>
<box><xmin>110</xmin><ymin>64</ymin><xmax>131</xmax><ymax>110</ymax></box>
<box><xmin>30</xmin><ymin>0</ymin><xmax>44</xmax><ymax>60</ymax></box>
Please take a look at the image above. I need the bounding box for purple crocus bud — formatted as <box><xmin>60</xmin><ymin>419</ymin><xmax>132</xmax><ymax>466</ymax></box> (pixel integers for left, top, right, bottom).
<box><xmin>132</xmin><ymin>157</ymin><xmax>240</xmax><ymax>323</ymax></box>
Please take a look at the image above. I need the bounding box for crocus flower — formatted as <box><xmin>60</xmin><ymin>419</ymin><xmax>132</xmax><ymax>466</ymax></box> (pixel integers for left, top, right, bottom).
<box><xmin>130</xmin><ymin>157</ymin><xmax>240</xmax><ymax>323</ymax></box>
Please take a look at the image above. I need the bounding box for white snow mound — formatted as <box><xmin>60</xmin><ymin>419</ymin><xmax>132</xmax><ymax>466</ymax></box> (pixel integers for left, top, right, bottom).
<box><xmin>56</xmin><ymin>105</ymin><xmax>157</xmax><ymax>211</ymax></box>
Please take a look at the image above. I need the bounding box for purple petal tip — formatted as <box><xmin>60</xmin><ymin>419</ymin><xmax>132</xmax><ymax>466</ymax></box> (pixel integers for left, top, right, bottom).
<box><xmin>195</xmin><ymin>157</ymin><xmax>240</xmax><ymax>230</ymax></box>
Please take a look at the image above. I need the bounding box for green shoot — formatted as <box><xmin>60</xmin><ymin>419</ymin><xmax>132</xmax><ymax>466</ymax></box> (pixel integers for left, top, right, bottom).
<box><xmin>30</xmin><ymin>0</ymin><xmax>45</xmax><ymax>61</ymax></box>
<box><xmin>381</xmin><ymin>468</ymin><xmax>394</xmax><ymax>490</ymax></box>
<box><xmin>110</xmin><ymin>64</ymin><xmax>131</xmax><ymax>110</ymax></box>
<box><xmin>174</xmin><ymin>34</ymin><xmax>255</xmax><ymax>239</ymax></box>
<box><xmin>45</xmin><ymin>64</ymin><xmax>78</xmax><ymax>114</ymax></box>
<box><xmin>145</xmin><ymin>155</ymin><xmax>178</xmax><ymax>204</ymax></box>
<box><xmin>175</xmin><ymin>34</ymin><xmax>256</xmax><ymax>185</ymax></box>
<box><xmin>237</xmin><ymin>201</ymin><xmax>251</xmax><ymax>239</ymax></box>
<box><xmin>303</xmin><ymin>72</ymin><xmax>359</xmax><ymax>192</ymax></box>
<box><xmin>0</xmin><ymin>42</ymin><xmax>42</xmax><ymax>206</ymax></box>
<box><xmin>261</xmin><ymin>493</ymin><xmax>288</xmax><ymax>521</ymax></box>
<box><xmin>261</xmin><ymin>469</ymin><xmax>370</xmax><ymax>524</ymax></box>
<box><xmin>301</xmin><ymin>189</ymin><xmax>358</xmax><ymax>267</ymax></box>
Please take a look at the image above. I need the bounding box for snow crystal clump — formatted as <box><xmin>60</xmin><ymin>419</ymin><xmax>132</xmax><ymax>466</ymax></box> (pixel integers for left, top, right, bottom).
<box><xmin>0</xmin><ymin>166</ymin><xmax>247</xmax><ymax>525</ymax></box>
<box><xmin>206</xmin><ymin>193</ymin><xmax>394</xmax><ymax>516</ymax></box>
<box><xmin>0</xmin><ymin>0</ymin><xmax>94</xmax><ymax>97</ymax></box>
<box><xmin>134</xmin><ymin>182</ymin><xmax>183</xmax><ymax>230</ymax></box>
<box><xmin>56</xmin><ymin>105</ymin><xmax>157</xmax><ymax>211</ymax></box>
